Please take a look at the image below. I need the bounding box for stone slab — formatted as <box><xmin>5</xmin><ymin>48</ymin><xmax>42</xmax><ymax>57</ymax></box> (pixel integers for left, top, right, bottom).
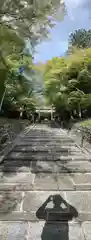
<box><xmin>0</xmin><ymin>160</ymin><xmax>31</xmax><ymax>173</ymax></box>
<box><xmin>34</xmin><ymin>173</ymin><xmax>58</xmax><ymax>190</ymax></box>
<box><xmin>16</xmin><ymin>143</ymin><xmax>76</xmax><ymax>148</ymax></box>
<box><xmin>0</xmin><ymin>165</ymin><xmax>30</xmax><ymax>172</ymax></box>
<box><xmin>0</xmin><ymin>172</ymin><xmax>35</xmax><ymax>191</ymax></box>
<box><xmin>0</xmin><ymin>191</ymin><xmax>22</xmax><ymax>213</ymax></box>
<box><xmin>1</xmin><ymin>160</ymin><xmax>31</xmax><ymax>166</ymax></box>
<box><xmin>18</xmin><ymin>142</ymin><xmax>76</xmax><ymax>147</ymax></box>
<box><xmin>82</xmin><ymin>222</ymin><xmax>91</xmax><ymax>240</ymax></box>
<box><xmin>0</xmin><ymin>212</ymin><xmax>37</xmax><ymax>221</ymax></box>
<box><xmin>14</xmin><ymin>145</ymin><xmax>75</xmax><ymax>151</ymax></box>
<box><xmin>7</xmin><ymin>152</ymin><xmax>70</xmax><ymax>160</ymax></box>
<box><xmin>27</xmin><ymin>221</ymin><xmax>84</xmax><ymax>240</ymax></box>
<box><xmin>0</xmin><ymin>183</ymin><xmax>34</xmax><ymax>191</ymax></box>
<box><xmin>30</xmin><ymin>160</ymin><xmax>91</xmax><ymax>173</ymax></box>
<box><xmin>57</xmin><ymin>174</ymin><xmax>74</xmax><ymax>190</ymax></box>
<box><xmin>59</xmin><ymin>156</ymin><xmax>88</xmax><ymax>161</ymax></box>
<box><xmin>23</xmin><ymin>191</ymin><xmax>65</xmax><ymax>213</ymax></box>
<box><xmin>1</xmin><ymin>172</ymin><xmax>34</xmax><ymax>184</ymax></box>
<box><xmin>69</xmin><ymin>222</ymin><xmax>84</xmax><ymax>240</ymax></box>
<box><xmin>57</xmin><ymin>161</ymin><xmax>91</xmax><ymax>173</ymax></box>
<box><xmin>23</xmin><ymin>136</ymin><xmax>69</xmax><ymax>140</ymax></box>
<box><xmin>0</xmin><ymin>222</ymin><xmax>28</xmax><ymax>240</ymax></box>
<box><xmin>71</xmin><ymin>173</ymin><xmax>91</xmax><ymax>190</ymax></box>
<box><xmin>65</xmin><ymin>191</ymin><xmax>91</xmax><ymax>218</ymax></box>
<box><xmin>13</xmin><ymin>146</ymin><xmax>73</xmax><ymax>153</ymax></box>
<box><xmin>30</xmin><ymin>161</ymin><xmax>59</xmax><ymax>173</ymax></box>
<box><xmin>0</xmin><ymin>211</ymin><xmax>90</xmax><ymax>221</ymax></box>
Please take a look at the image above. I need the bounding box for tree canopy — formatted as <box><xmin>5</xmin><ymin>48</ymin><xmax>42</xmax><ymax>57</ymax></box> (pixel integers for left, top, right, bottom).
<box><xmin>0</xmin><ymin>0</ymin><xmax>65</xmax><ymax>42</ymax></box>
<box><xmin>40</xmin><ymin>47</ymin><xmax>91</xmax><ymax>121</ymax></box>
<box><xmin>69</xmin><ymin>29</ymin><xmax>91</xmax><ymax>49</ymax></box>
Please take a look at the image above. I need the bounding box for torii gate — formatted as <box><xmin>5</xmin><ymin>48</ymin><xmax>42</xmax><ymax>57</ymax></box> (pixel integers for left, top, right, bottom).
<box><xmin>35</xmin><ymin>106</ymin><xmax>55</xmax><ymax>121</ymax></box>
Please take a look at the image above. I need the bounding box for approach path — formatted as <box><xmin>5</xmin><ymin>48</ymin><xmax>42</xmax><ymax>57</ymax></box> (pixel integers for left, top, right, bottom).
<box><xmin>0</xmin><ymin>123</ymin><xmax>91</xmax><ymax>239</ymax></box>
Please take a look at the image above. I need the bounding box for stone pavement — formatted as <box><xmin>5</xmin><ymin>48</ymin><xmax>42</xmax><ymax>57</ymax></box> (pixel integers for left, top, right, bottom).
<box><xmin>0</xmin><ymin>124</ymin><xmax>91</xmax><ymax>239</ymax></box>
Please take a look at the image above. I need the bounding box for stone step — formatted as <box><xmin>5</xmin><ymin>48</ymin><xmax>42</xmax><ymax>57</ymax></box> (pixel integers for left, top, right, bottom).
<box><xmin>11</xmin><ymin>150</ymin><xmax>84</xmax><ymax>157</ymax></box>
<box><xmin>33</xmin><ymin>173</ymin><xmax>91</xmax><ymax>191</ymax></box>
<box><xmin>5</xmin><ymin>153</ymin><xmax>69</xmax><ymax>161</ymax></box>
<box><xmin>0</xmin><ymin>221</ymin><xmax>88</xmax><ymax>240</ymax></box>
<box><xmin>0</xmin><ymin>173</ymin><xmax>91</xmax><ymax>191</ymax></box>
<box><xmin>17</xmin><ymin>142</ymin><xmax>76</xmax><ymax>147</ymax></box>
<box><xmin>70</xmin><ymin>173</ymin><xmax>91</xmax><ymax>190</ymax></box>
<box><xmin>25</xmin><ymin>133</ymin><xmax>66</xmax><ymax>136</ymax></box>
<box><xmin>21</xmin><ymin>138</ymin><xmax>74</xmax><ymax>143</ymax></box>
<box><xmin>6</xmin><ymin>145</ymin><xmax>85</xmax><ymax>156</ymax></box>
<box><xmin>14</xmin><ymin>145</ymin><xmax>79</xmax><ymax>150</ymax></box>
<box><xmin>0</xmin><ymin>156</ymin><xmax>89</xmax><ymax>172</ymax></box>
<box><xmin>0</xmin><ymin>160</ymin><xmax>30</xmax><ymax>172</ymax></box>
<box><xmin>22</xmin><ymin>138</ymin><xmax>73</xmax><ymax>143</ymax></box>
<box><xmin>0</xmin><ymin>190</ymin><xmax>90</xmax><ymax>222</ymax></box>
<box><xmin>30</xmin><ymin>160</ymin><xmax>91</xmax><ymax>173</ymax></box>
<box><xmin>23</xmin><ymin>134</ymin><xmax>68</xmax><ymax>138</ymax></box>
<box><xmin>1</xmin><ymin>159</ymin><xmax>91</xmax><ymax>173</ymax></box>
<box><xmin>0</xmin><ymin>159</ymin><xmax>31</xmax><ymax>167</ymax></box>
<box><xmin>4</xmin><ymin>153</ymin><xmax>88</xmax><ymax>162</ymax></box>
<box><xmin>13</xmin><ymin>146</ymin><xmax>82</xmax><ymax>153</ymax></box>
<box><xmin>11</xmin><ymin>148</ymin><xmax>69</xmax><ymax>153</ymax></box>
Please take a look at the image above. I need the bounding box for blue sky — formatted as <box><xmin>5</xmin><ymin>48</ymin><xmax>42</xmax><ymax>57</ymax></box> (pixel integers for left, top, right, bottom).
<box><xmin>34</xmin><ymin>0</ymin><xmax>91</xmax><ymax>63</ymax></box>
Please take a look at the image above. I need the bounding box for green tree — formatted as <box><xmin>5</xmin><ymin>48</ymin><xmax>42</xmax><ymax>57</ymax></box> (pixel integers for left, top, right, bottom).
<box><xmin>69</xmin><ymin>29</ymin><xmax>91</xmax><ymax>49</ymax></box>
<box><xmin>40</xmin><ymin>47</ymin><xmax>91</xmax><ymax>120</ymax></box>
<box><xmin>0</xmin><ymin>0</ymin><xmax>65</xmax><ymax>41</ymax></box>
<box><xmin>1</xmin><ymin>50</ymin><xmax>36</xmax><ymax>114</ymax></box>
<box><xmin>77</xmin><ymin>69</ymin><xmax>91</xmax><ymax>93</ymax></box>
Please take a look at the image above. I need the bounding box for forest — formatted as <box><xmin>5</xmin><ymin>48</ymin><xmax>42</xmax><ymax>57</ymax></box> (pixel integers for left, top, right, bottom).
<box><xmin>38</xmin><ymin>29</ymin><xmax>91</xmax><ymax>125</ymax></box>
<box><xmin>0</xmin><ymin>0</ymin><xmax>65</xmax><ymax>119</ymax></box>
<box><xmin>0</xmin><ymin>0</ymin><xmax>91</xmax><ymax>125</ymax></box>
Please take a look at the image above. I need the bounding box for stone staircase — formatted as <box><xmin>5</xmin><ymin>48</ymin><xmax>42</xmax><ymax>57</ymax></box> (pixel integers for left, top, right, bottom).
<box><xmin>0</xmin><ymin>124</ymin><xmax>91</xmax><ymax>239</ymax></box>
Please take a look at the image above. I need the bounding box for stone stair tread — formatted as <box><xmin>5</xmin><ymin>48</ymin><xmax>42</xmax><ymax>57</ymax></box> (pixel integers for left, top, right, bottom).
<box><xmin>0</xmin><ymin>124</ymin><xmax>91</xmax><ymax>239</ymax></box>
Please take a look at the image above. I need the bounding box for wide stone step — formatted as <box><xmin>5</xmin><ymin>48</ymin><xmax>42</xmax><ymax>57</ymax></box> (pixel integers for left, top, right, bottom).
<box><xmin>5</xmin><ymin>153</ymin><xmax>69</xmax><ymax>161</ymax></box>
<box><xmin>0</xmin><ymin>221</ymin><xmax>88</xmax><ymax>240</ymax></box>
<box><xmin>21</xmin><ymin>138</ymin><xmax>74</xmax><ymax>143</ymax></box>
<box><xmin>33</xmin><ymin>173</ymin><xmax>91</xmax><ymax>191</ymax></box>
<box><xmin>0</xmin><ymin>158</ymin><xmax>89</xmax><ymax>173</ymax></box>
<box><xmin>4</xmin><ymin>153</ymin><xmax>88</xmax><ymax>162</ymax></box>
<box><xmin>13</xmin><ymin>145</ymin><xmax>82</xmax><ymax>153</ymax></box>
<box><xmin>30</xmin><ymin>160</ymin><xmax>91</xmax><ymax>173</ymax></box>
<box><xmin>0</xmin><ymin>190</ymin><xmax>90</xmax><ymax>221</ymax></box>
<box><xmin>12</xmin><ymin>148</ymin><xmax>69</xmax><ymax>153</ymax></box>
<box><xmin>26</xmin><ymin>137</ymin><xmax>67</xmax><ymax>140</ymax></box>
<box><xmin>0</xmin><ymin>173</ymin><xmax>91</xmax><ymax>191</ymax></box>
<box><xmin>17</xmin><ymin>142</ymin><xmax>76</xmax><ymax>147</ymax></box>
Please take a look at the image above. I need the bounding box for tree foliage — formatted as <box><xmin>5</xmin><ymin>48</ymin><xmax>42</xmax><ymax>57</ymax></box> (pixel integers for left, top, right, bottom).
<box><xmin>0</xmin><ymin>0</ymin><xmax>65</xmax><ymax>73</ymax></box>
<box><xmin>0</xmin><ymin>0</ymin><xmax>66</xmax><ymax>118</ymax></box>
<box><xmin>0</xmin><ymin>50</ymin><xmax>37</xmax><ymax>115</ymax></box>
<box><xmin>41</xmin><ymin>47</ymin><xmax>91</xmax><ymax>120</ymax></box>
<box><xmin>69</xmin><ymin>29</ymin><xmax>91</xmax><ymax>49</ymax></box>
<box><xmin>0</xmin><ymin>0</ymin><xmax>65</xmax><ymax>41</ymax></box>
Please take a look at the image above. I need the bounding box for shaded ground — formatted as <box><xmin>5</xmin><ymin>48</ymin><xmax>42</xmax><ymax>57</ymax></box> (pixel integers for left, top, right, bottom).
<box><xmin>69</xmin><ymin>119</ymin><xmax>91</xmax><ymax>152</ymax></box>
<box><xmin>0</xmin><ymin>118</ymin><xmax>30</xmax><ymax>154</ymax></box>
